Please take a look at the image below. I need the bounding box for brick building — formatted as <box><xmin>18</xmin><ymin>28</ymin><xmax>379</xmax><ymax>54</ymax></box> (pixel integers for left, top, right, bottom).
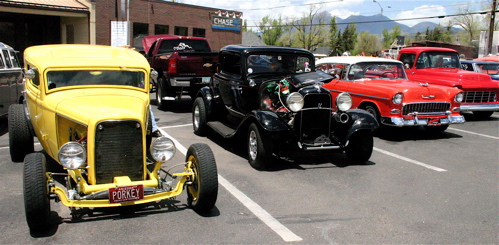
<box><xmin>0</xmin><ymin>0</ymin><xmax>242</xmax><ymax>53</ymax></box>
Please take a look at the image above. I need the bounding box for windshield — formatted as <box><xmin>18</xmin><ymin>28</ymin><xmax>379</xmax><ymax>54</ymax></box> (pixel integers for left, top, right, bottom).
<box><xmin>343</xmin><ymin>62</ymin><xmax>407</xmax><ymax>80</ymax></box>
<box><xmin>46</xmin><ymin>70</ymin><xmax>146</xmax><ymax>90</ymax></box>
<box><xmin>246</xmin><ymin>54</ymin><xmax>312</xmax><ymax>75</ymax></box>
<box><xmin>416</xmin><ymin>51</ymin><xmax>460</xmax><ymax>69</ymax></box>
<box><xmin>158</xmin><ymin>39</ymin><xmax>211</xmax><ymax>53</ymax></box>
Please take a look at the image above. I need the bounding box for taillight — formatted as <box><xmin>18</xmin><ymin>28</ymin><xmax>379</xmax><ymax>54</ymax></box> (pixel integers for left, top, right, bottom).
<box><xmin>168</xmin><ymin>56</ymin><xmax>177</xmax><ymax>74</ymax></box>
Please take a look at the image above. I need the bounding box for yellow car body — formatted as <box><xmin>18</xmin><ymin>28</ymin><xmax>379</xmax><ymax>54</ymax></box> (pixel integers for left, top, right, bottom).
<box><xmin>11</xmin><ymin>45</ymin><xmax>218</xmax><ymax>233</ymax></box>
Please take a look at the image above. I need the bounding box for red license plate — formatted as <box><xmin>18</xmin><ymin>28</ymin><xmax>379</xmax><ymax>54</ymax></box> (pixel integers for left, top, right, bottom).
<box><xmin>427</xmin><ymin>118</ymin><xmax>441</xmax><ymax>126</ymax></box>
<box><xmin>109</xmin><ymin>185</ymin><xmax>144</xmax><ymax>204</ymax></box>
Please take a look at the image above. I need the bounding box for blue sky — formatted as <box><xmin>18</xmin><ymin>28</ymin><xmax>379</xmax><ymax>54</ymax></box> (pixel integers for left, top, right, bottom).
<box><xmin>181</xmin><ymin>0</ymin><xmax>491</xmax><ymax>27</ymax></box>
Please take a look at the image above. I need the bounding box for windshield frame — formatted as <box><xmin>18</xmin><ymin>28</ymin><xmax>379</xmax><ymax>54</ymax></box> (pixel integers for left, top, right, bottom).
<box><xmin>245</xmin><ymin>53</ymin><xmax>312</xmax><ymax>76</ymax></box>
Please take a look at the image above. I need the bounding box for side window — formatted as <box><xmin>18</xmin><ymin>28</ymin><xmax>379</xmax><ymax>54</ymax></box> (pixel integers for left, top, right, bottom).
<box><xmin>399</xmin><ymin>53</ymin><xmax>415</xmax><ymax>69</ymax></box>
<box><xmin>220</xmin><ymin>53</ymin><xmax>241</xmax><ymax>76</ymax></box>
<box><xmin>0</xmin><ymin>51</ymin><xmax>5</xmax><ymax>69</ymax></box>
<box><xmin>416</xmin><ymin>52</ymin><xmax>429</xmax><ymax>69</ymax></box>
<box><xmin>2</xmin><ymin>50</ymin><xmax>12</xmax><ymax>68</ymax></box>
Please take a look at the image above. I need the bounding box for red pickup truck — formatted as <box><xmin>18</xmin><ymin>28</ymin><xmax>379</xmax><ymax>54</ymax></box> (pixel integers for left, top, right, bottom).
<box><xmin>397</xmin><ymin>47</ymin><xmax>499</xmax><ymax>119</ymax></box>
<box><xmin>142</xmin><ymin>35</ymin><xmax>218</xmax><ymax>109</ymax></box>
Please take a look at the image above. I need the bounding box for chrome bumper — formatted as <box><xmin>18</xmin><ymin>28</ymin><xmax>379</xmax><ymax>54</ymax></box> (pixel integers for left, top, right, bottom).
<box><xmin>169</xmin><ymin>77</ymin><xmax>211</xmax><ymax>87</ymax></box>
<box><xmin>460</xmin><ymin>103</ymin><xmax>499</xmax><ymax>112</ymax></box>
<box><xmin>381</xmin><ymin>111</ymin><xmax>465</xmax><ymax>127</ymax></box>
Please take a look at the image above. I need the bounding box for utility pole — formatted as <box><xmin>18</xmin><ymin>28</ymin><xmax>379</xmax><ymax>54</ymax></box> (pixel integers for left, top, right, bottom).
<box><xmin>487</xmin><ymin>0</ymin><xmax>496</xmax><ymax>55</ymax></box>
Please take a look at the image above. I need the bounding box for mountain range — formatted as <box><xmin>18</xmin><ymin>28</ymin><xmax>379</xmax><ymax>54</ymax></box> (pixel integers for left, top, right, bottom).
<box><xmin>326</xmin><ymin>13</ymin><xmax>459</xmax><ymax>36</ymax></box>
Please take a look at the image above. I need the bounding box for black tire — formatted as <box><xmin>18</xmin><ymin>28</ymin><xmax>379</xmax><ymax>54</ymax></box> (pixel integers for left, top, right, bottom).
<box><xmin>247</xmin><ymin>123</ymin><xmax>274</xmax><ymax>170</ymax></box>
<box><xmin>23</xmin><ymin>153</ymin><xmax>51</xmax><ymax>232</ymax></box>
<box><xmin>424</xmin><ymin>124</ymin><xmax>449</xmax><ymax>134</ymax></box>
<box><xmin>345</xmin><ymin>130</ymin><xmax>374</xmax><ymax>164</ymax></box>
<box><xmin>192</xmin><ymin>97</ymin><xmax>209</xmax><ymax>136</ymax></box>
<box><xmin>186</xmin><ymin>143</ymin><xmax>218</xmax><ymax>213</ymax></box>
<box><xmin>472</xmin><ymin>111</ymin><xmax>493</xmax><ymax>120</ymax></box>
<box><xmin>362</xmin><ymin>104</ymin><xmax>385</xmax><ymax>133</ymax></box>
<box><xmin>156</xmin><ymin>77</ymin><xmax>172</xmax><ymax>110</ymax></box>
<box><xmin>8</xmin><ymin>104</ymin><xmax>34</xmax><ymax>162</ymax></box>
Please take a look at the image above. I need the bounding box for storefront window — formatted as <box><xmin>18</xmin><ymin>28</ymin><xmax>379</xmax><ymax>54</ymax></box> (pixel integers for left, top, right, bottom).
<box><xmin>174</xmin><ymin>26</ymin><xmax>188</xmax><ymax>36</ymax></box>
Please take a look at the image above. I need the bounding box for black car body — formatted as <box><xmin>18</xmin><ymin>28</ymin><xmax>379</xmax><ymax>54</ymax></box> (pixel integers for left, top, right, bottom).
<box><xmin>192</xmin><ymin>45</ymin><xmax>378</xmax><ymax>169</ymax></box>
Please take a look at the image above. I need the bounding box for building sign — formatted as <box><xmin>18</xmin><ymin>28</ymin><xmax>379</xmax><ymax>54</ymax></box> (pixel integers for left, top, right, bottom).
<box><xmin>111</xmin><ymin>21</ymin><xmax>129</xmax><ymax>47</ymax></box>
<box><xmin>211</xmin><ymin>15</ymin><xmax>241</xmax><ymax>31</ymax></box>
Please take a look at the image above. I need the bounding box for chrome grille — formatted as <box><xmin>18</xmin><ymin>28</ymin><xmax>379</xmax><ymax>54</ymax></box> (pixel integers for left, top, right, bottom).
<box><xmin>463</xmin><ymin>91</ymin><xmax>496</xmax><ymax>103</ymax></box>
<box><xmin>402</xmin><ymin>102</ymin><xmax>450</xmax><ymax>115</ymax></box>
<box><xmin>94</xmin><ymin>120</ymin><xmax>144</xmax><ymax>184</ymax></box>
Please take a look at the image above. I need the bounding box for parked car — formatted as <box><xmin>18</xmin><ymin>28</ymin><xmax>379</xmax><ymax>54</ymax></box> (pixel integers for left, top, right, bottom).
<box><xmin>317</xmin><ymin>56</ymin><xmax>465</xmax><ymax>133</ymax></box>
<box><xmin>10</xmin><ymin>44</ymin><xmax>218</xmax><ymax>233</ymax></box>
<box><xmin>0</xmin><ymin>42</ymin><xmax>23</xmax><ymax>118</ymax></box>
<box><xmin>397</xmin><ymin>47</ymin><xmax>499</xmax><ymax>119</ymax></box>
<box><xmin>460</xmin><ymin>59</ymin><xmax>499</xmax><ymax>80</ymax></box>
<box><xmin>192</xmin><ymin>45</ymin><xmax>378</xmax><ymax>170</ymax></box>
<box><xmin>142</xmin><ymin>35</ymin><xmax>218</xmax><ymax>109</ymax></box>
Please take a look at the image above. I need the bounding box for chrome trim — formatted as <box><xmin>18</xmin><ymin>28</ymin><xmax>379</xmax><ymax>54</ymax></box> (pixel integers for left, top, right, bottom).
<box><xmin>381</xmin><ymin>114</ymin><xmax>465</xmax><ymax>127</ymax></box>
<box><xmin>327</xmin><ymin>89</ymin><xmax>389</xmax><ymax>101</ymax></box>
<box><xmin>460</xmin><ymin>103</ymin><xmax>499</xmax><ymax>112</ymax></box>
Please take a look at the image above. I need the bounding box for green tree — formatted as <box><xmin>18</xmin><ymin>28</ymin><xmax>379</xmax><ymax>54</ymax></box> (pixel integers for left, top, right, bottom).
<box><xmin>329</xmin><ymin>17</ymin><xmax>341</xmax><ymax>55</ymax></box>
<box><xmin>258</xmin><ymin>15</ymin><xmax>284</xmax><ymax>46</ymax></box>
<box><xmin>448</xmin><ymin>4</ymin><xmax>481</xmax><ymax>46</ymax></box>
<box><xmin>289</xmin><ymin>6</ymin><xmax>328</xmax><ymax>51</ymax></box>
<box><xmin>338</xmin><ymin>23</ymin><xmax>357</xmax><ymax>54</ymax></box>
<box><xmin>382</xmin><ymin>25</ymin><xmax>401</xmax><ymax>49</ymax></box>
<box><xmin>354</xmin><ymin>31</ymin><xmax>380</xmax><ymax>56</ymax></box>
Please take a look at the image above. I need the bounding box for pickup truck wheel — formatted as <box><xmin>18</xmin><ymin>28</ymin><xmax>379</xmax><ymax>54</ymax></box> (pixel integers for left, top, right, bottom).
<box><xmin>24</xmin><ymin>153</ymin><xmax>51</xmax><ymax>232</ymax></box>
<box><xmin>345</xmin><ymin>130</ymin><xmax>373</xmax><ymax>164</ymax></box>
<box><xmin>186</xmin><ymin>143</ymin><xmax>218</xmax><ymax>214</ymax></box>
<box><xmin>248</xmin><ymin>123</ymin><xmax>274</xmax><ymax>170</ymax></box>
<box><xmin>472</xmin><ymin>111</ymin><xmax>493</xmax><ymax>120</ymax></box>
<box><xmin>192</xmin><ymin>97</ymin><xmax>209</xmax><ymax>136</ymax></box>
<box><xmin>156</xmin><ymin>78</ymin><xmax>172</xmax><ymax>110</ymax></box>
<box><xmin>8</xmin><ymin>104</ymin><xmax>34</xmax><ymax>162</ymax></box>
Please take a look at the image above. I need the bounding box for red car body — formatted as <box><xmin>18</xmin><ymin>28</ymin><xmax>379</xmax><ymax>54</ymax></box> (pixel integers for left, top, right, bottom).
<box><xmin>398</xmin><ymin>47</ymin><xmax>499</xmax><ymax>119</ymax></box>
<box><xmin>318</xmin><ymin>56</ymin><xmax>465</xmax><ymax>132</ymax></box>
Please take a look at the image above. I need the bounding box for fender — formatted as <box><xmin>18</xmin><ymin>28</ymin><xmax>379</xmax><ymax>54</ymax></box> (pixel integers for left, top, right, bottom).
<box><xmin>197</xmin><ymin>86</ymin><xmax>217</xmax><ymax>117</ymax></box>
<box><xmin>246</xmin><ymin>110</ymin><xmax>290</xmax><ymax>132</ymax></box>
<box><xmin>345</xmin><ymin>108</ymin><xmax>379</xmax><ymax>139</ymax></box>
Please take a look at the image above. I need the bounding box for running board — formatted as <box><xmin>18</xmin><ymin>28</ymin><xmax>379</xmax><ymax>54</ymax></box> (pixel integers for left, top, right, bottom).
<box><xmin>207</xmin><ymin>121</ymin><xmax>236</xmax><ymax>138</ymax></box>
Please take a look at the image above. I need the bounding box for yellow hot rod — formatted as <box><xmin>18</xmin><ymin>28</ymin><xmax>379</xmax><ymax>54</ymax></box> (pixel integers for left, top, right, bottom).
<box><xmin>9</xmin><ymin>44</ymin><xmax>218</xmax><ymax>233</ymax></box>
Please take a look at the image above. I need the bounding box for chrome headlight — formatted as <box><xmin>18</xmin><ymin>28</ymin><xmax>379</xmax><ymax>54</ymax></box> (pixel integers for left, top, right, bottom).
<box><xmin>392</xmin><ymin>93</ymin><xmax>403</xmax><ymax>104</ymax></box>
<box><xmin>454</xmin><ymin>92</ymin><xmax>464</xmax><ymax>103</ymax></box>
<box><xmin>336</xmin><ymin>92</ymin><xmax>352</xmax><ymax>111</ymax></box>
<box><xmin>286</xmin><ymin>92</ymin><xmax>304</xmax><ymax>112</ymax></box>
<box><xmin>58</xmin><ymin>142</ymin><xmax>87</xmax><ymax>170</ymax></box>
<box><xmin>150</xmin><ymin>137</ymin><xmax>176</xmax><ymax>162</ymax></box>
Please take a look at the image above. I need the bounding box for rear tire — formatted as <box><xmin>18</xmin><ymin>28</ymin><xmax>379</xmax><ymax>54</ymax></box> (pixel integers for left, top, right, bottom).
<box><xmin>186</xmin><ymin>143</ymin><xmax>218</xmax><ymax>213</ymax></box>
<box><xmin>8</xmin><ymin>104</ymin><xmax>34</xmax><ymax>162</ymax></box>
<box><xmin>247</xmin><ymin>123</ymin><xmax>275</xmax><ymax>170</ymax></box>
<box><xmin>192</xmin><ymin>97</ymin><xmax>209</xmax><ymax>136</ymax></box>
<box><xmin>156</xmin><ymin>77</ymin><xmax>172</xmax><ymax>110</ymax></box>
<box><xmin>24</xmin><ymin>153</ymin><xmax>51</xmax><ymax>232</ymax></box>
<box><xmin>345</xmin><ymin>130</ymin><xmax>374</xmax><ymax>164</ymax></box>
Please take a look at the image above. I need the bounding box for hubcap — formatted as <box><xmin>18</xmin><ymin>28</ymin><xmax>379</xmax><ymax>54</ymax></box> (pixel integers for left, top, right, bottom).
<box><xmin>249</xmin><ymin>130</ymin><xmax>257</xmax><ymax>160</ymax></box>
<box><xmin>193</xmin><ymin>105</ymin><xmax>200</xmax><ymax>129</ymax></box>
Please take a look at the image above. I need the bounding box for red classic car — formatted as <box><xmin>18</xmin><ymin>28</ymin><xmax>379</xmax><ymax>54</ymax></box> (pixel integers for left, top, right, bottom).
<box><xmin>398</xmin><ymin>47</ymin><xmax>499</xmax><ymax>119</ymax></box>
<box><xmin>317</xmin><ymin>56</ymin><xmax>465</xmax><ymax>133</ymax></box>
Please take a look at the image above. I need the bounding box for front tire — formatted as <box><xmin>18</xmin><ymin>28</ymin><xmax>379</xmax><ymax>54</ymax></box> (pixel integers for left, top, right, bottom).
<box><xmin>24</xmin><ymin>153</ymin><xmax>51</xmax><ymax>232</ymax></box>
<box><xmin>186</xmin><ymin>143</ymin><xmax>218</xmax><ymax>213</ymax></box>
<box><xmin>192</xmin><ymin>97</ymin><xmax>209</xmax><ymax>136</ymax></box>
<box><xmin>472</xmin><ymin>111</ymin><xmax>493</xmax><ymax>120</ymax></box>
<box><xmin>8</xmin><ymin>104</ymin><xmax>34</xmax><ymax>162</ymax></box>
<box><xmin>247</xmin><ymin>123</ymin><xmax>274</xmax><ymax>170</ymax></box>
<box><xmin>345</xmin><ymin>130</ymin><xmax>374</xmax><ymax>164</ymax></box>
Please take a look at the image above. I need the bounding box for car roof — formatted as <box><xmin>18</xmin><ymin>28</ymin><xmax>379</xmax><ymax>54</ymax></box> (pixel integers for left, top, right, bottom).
<box><xmin>399</xmin><ymin>47</ymin><xmax>458</xmax><ymax>53</ymax></box>
<box><xmin>460</xmin><ymin>59</ymin><xmax>499</xmax><ymax>64</ymax></box>
<box><xmin>316</xmin><ymin>56</ymin><xmax>402</xmax><ymax>65</ymax></box>
<box><xmin>24</xmin><ymin>44</ymin><xmax>150</xmax><ymax>71</ymax></box>
<box><xmin>221</xmin><ymin>45</ymin><xmax>312</xmax><ymax>55</ymax></box>
<box><xmin>0</xmin><ymin>42</ymin><xmax>15</xmax><ymax>50</ymax></box>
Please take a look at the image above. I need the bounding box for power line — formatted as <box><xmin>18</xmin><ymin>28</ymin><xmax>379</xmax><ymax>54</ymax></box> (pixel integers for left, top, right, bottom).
<box><xmin>245</xmin><ymin>10</ymin><xmax>499</xmax><ymax>28</ymax></box>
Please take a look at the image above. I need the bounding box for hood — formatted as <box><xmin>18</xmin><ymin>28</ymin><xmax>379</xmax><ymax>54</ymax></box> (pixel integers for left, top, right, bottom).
<box><xmin>141</xmin><ymin>34</ymin><xmax>179</xmax><ymax>54</ymax></box>
<box><xmin>418</xmin><ymin>68</ymin><xmax>496</xmax><ymax>88</ymax></box>
<box><xmin>354</xmin><ymin>79</ymin><xmax>459</xmax><ymax>102</ymax></box>
<box><xmin>46</xmin><ymin>89</ymin><xmax>149</xmax><ymax>126</ymax></box>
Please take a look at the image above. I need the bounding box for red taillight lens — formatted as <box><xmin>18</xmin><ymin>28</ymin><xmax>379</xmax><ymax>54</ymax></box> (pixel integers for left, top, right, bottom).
<box><xmin>168</xmin><ymin>57</ymin><xmax>177</xmax><ymax>74</ymax></box>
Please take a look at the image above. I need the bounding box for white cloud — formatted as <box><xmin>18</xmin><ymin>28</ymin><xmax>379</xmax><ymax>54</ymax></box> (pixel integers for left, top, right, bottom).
<box><xmin>394</xmin><ymin>5</ymin><xmax>447</xmax><ymax>27</ymax></box>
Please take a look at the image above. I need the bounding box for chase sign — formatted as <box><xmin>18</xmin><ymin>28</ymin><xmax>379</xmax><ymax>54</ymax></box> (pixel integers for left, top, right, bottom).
<box><xmin>212</xmin><ymin>15</ymin><xmax>241</xmax><ymax>31</ymax></box>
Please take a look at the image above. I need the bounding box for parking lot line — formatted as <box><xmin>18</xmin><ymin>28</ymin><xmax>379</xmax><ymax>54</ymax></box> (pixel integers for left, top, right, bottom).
<box><xmin>448</xmin><ymin>127</ymin><xmax>499</xmax><ymax>140</ymax></box>
<box><xmin>160</xmin><ymin>129</ymin><xmax>303</xmax><ymax>242</ymax></box>
<box><xmin>373</xmin><ymin>147</ymin><xmax>447</xmax><ymax>172</ymax></box>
